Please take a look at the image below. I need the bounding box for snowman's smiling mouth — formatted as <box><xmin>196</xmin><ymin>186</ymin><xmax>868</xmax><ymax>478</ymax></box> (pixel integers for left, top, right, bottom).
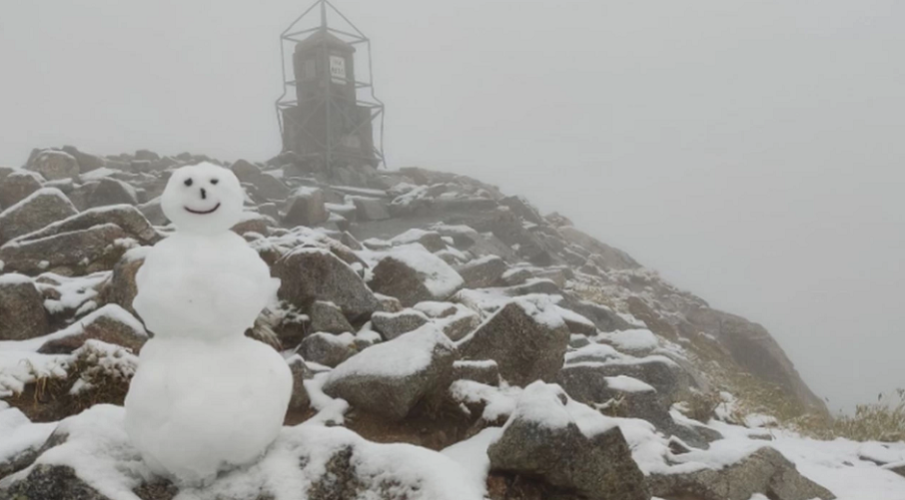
<box><xmin>184</xmin><ymin>203</ymin><xmax>221</xmax><ymax>215</ymax></box>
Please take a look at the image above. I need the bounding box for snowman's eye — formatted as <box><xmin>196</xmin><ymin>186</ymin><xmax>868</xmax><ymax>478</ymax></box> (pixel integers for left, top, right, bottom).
<box><xmin>210</xmin><ymin>178</ymin><xmax>219</xmax><ymax>185</ymax></box>
<box><xmin>184</xmin><ymin>178</ymin><xmax>193</xmax><ymax>187</ymax></box>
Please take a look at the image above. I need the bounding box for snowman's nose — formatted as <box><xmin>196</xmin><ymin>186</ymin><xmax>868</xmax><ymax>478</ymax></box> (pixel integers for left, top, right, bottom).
<box><xmin>200</xmin><ymin>188</ymin><xmax>207</xmax><ymax>200</ymax></box>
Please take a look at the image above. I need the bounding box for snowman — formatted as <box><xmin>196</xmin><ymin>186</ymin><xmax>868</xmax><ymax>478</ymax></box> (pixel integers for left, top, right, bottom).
<box><xmin>125</xmin><ymin>162</ymin><xmax>292</xmax><ymax>486</ymax></box>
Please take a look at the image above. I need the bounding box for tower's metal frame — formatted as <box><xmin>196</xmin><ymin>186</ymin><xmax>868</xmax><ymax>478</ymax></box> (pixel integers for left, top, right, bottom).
<box><xmin>275</xmin><ymin>0</ymin><xmax>385</xmax><ymax>168</ymax></box>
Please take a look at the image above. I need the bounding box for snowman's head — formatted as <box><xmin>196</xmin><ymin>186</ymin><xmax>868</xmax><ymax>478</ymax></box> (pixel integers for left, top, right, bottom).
<box><xmin>161</xmin><ymin>163</ymin><xmax>244</xmax><ymax>235</ymax></box>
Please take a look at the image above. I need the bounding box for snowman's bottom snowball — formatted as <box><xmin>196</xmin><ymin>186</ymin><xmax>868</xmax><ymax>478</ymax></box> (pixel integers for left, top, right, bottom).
<box><xmin>124</xmin><ymin>335</ymin><xmax>292</xmax><ymax>485</ymax></box>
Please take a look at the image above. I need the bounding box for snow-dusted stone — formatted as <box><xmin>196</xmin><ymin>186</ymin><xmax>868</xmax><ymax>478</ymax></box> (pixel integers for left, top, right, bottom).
<box><xmin>283</xmin><ymin>187</ymin><xmax>328</xmax><ymax>226</ymax></box>
<box><xmin>230</xmin><ymin>212</ymin><xmax>274</xmax><ymax>236</ymax></box>
<box><xmin>253</xmin><ymin>173</ymin><xmax>290</xmax><ymax>201</ymax></box>
<box><xmin>884</xmin><ymin>462</ymin><xmax>905</xmax><ymax>478</ymax></box>
<box><xmin>272</xmin><ymin>247</ymin><xmax>380</xmax><ymax>321</ymax></box>
<box><xmin>455</xmin><ymin>255</ymin><xmax>507</xmax><ymax>288</ymax></box>
<box><xmin>1</xmin><ymin>464</ymin><xmax>110</xmax><ymax>500</ymax></box>
<box><xmin>369</xmin><ymin>244</ymin><xmax>465</xmax><ymax>307</ymax></box>
<box><xmin>229</xmin><ymin>158</ymin><xmax>261</xmax><ymax>182</ymax></box>
<box><xmin>374</xmin><ymin>293</ymin><xmax>403</xmax><ymax>313</ymax></box>
<box><xmin>0</xmin><ymin>223</ymin><xmax>130</xmax><ymax>276</ymax></box>
<box><xmin>300</xmin><ymin>332</ymin><xmax>357</xmax><ymax>368</ymax></box>
<box><xmin>500</xmin><ymin>195</ymin><xmax>544</xmax><ymax>225</ymax></box>
<box><xmin>137</xmin><ymin>197</ymin><xmax>166</xmax><ymax>225</ymax></box>
<box><xmin>0</xmin><ymin>188</ymin><xmax>78</xmax><ymax>245</ymax></box>
<box><xmin>352</xmin><ymin>196</ymin><xmax>390</xmax><ymax>221</ymax></box>
<box><xmin>15</xmin><ymin>205</ymin><xmax>160</xmax><ymax>246</ymax></box>
<box><xmin>370</xmin><ymin>309</ymin><xmax>429</xmax><ymax>340</ymax></box>
<box><xmin>559</xmin><ymin>297</ymin><xmax>633</xmax><ymax>332</ymax></box>
<box><xmin>87</xmin><ymin>178</ymin><xmax>138</xmax><ymax>208</ymax></box>
<box><xmin>26</xmin><ymin>150</ymin><xmax>79</xmax><ymax>180</ymax></box>
<box><xmin>98</xmin><ymin>249</ymin><xmax>146</xmax><ymax>316</ymax></box>
<box><xmin>0</xmin><ymin>170</ymin><xmax>43</xmax><ymax>209</ymax></box>
<box><xmin>0</xmin><ymin>274</ymin><xmax>50</xmax><ymax>340</ymax></box>
<box><xmin>500</xmin><ymin>267</ymin><xmax>532</xmax><ymax>286</ymax></box>
<box><xmin>287</xmin><ymin>355</ymin><xmax>313</xmax><ymax>410</ymax></box>
<box><xmin>487</xmin><ymin>382</ymin><xmax>649</xmax><ymax>500</ymax></box>
<box><xmin>390</xmin><ymin>228</ymin><xmax>447</xmax><ymax>252</ymax></box>
<box><xmin>323</xmin><ymin>324</ymin><xmax>457</xmax><ymax>420</ymax></box>
<box><xmin>457</xmin><ymin>298</ymin><xmax>569</xmax><ymax>386</ymax></box>
<box><xmin>452</xmin><ymin>360</ymin><xmax>499</xmax><ymax>386</ymax></box>
<box><xmin>37</xmin><ymin>304</ymin><xmax>148</xmax><ymax>354</ymax></box>
<box><xmin>589</xmin><ymin>356</ymin><xmax>691</xmax><ymax>399</ymax></box>
<box><xmin>432</xmin><ymin>304</ymin><xmax>480</xmax><ymax>341</ymax></box>
<box><xmin>309</xmin><ymin>301</ymin><xmax>354</xmax><ymax>335</ymax></box>
<box><xmin>649</xmin><ymin>447</ymin><xmax>835</xmax><ymax>500</ymax></box>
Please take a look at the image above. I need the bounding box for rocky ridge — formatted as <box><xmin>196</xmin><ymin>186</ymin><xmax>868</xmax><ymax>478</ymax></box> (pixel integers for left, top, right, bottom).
<box><xmin>0</xmin><ymin>146</ymin><xmax>895</xmax><ymax>499</ymax></box>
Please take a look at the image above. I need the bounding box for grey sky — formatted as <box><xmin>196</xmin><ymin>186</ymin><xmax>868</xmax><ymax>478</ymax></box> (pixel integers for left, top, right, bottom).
<box><xmin>1</xmin><ymin>0</ymin><xmax>902</xmax><ymax>412</ymax></box>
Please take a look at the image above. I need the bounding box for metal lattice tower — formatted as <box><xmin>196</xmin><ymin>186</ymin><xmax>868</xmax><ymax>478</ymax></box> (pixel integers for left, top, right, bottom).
<box><xmin>275</xmin><ymin>0</ymin><xmax>385</xmax><ymax>169</ymax></box>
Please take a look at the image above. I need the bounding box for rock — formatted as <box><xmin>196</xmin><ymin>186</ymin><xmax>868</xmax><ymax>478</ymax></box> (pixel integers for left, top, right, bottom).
<box><xmin>458</xmin><ymin>298</ymin><xmax>569</xmax><ymax>386</ymax></box>
<box><xmin>134</xmin><ymin>149</ymin><xmax>160</xmax><ymax>161</ymax></box>
<box><xmin>452</xmin><ymin>360</ymin><xmax>499</xmax><ymax>386</ymax></box>
<box><xmin>884</xmin><ymin>462</ymin><xmax>905</xmax><ymax>478</ymax></box>
<box><xmin>37</xmin><ymin>305</ymin><xmax>147</xmax><ymax>354</ymax></box>
<box><xmin>254</xmin><ymin>173</ymin><xmax>290</xmax><ymax>201</ymax></box>
<box><xmin>687</xmin><ymin>307</ymin><xmax>828</xmax><ymax>414</ymax></box>
<box><xmin>0</xmin><ymin>223</ymin><xmax>130</xmax><ymax>276</ymax></box>
<box><xmin>558</xmin><ymin>226</ymin><xmax>640</xmax><ymax>270</ymax></box>
<box><xmin>649</xmin><ymin>447</ymin><xmax>835</xmax><ymax>500</ymax></box>
<box><xmin>455</xmin><ymin>255</ymin><xmax>507</xmax><ymax>288</ymax></box>
<box><xmin>300</xmin><ymin>332</ymin><xmax>357</xmax><ymax>367</ymax></box>
<box><xmin>374</xmin><ymin>293</ymin><xmax>403</xmax><ymax>313</ymax></box>
<box><xmin>369</xmin><ymin>244</ymin><xmax>464</xmax><ymax>307</ymax></box>
<box><xmin>272</xmin><ymin>248</ymin><xmax>380</xmax><ymax>321</ymax></box>
<box><xmin>14</xmin><ymin>205</ymin><xmax>159</xmax><ymax>246</ymax></box>
<box><xmin>488</xmin><ymin>382</ymin><xmax>649</xmax><ymax>500</ymax></box>
<box><xmin>351</xmin><ymin>196</ymin><xmax>391</xmax><ymax>221</ymax></box>
<box><xmin>230</xmin><ymin>159</ymin><xmax>261</xmax><ymax>182</ymax></box>
<box><xmin>0</xmin><ymin>188</ymin><xmax>78</xmax><ymax>245</ymax></box>
<box><xmin>590</xmin><ymin>356</ymin><xmax>690</xmax><ymax>399</ymax></box>
<box><xmin>309</xmin><ymin>300</ymin><xmax>354</xmax><ymax>334</ymax></box>
<box><xmin>370</xmin><ymin>309</ymin><xmax>429</xmax><ymax>340</ymax></box>
<box><xmin>287</xmin><ymin>355</ymin><xmax>313</xmax><ymax>410</ymax></box>
<box><xmin>432</xmin><ymin>304</ymin><xmax>480</xmax><ymax>341</ymax></box>
<box><xmin>26</xmin><ymin>150</ymin><xmax>79</xmax><ymax>180</ymax></box>
<box><xmin>138</xmin><ymin>198</ymin><xmax>166</xmax><ymax>225</ymax></box>
<box><xmin>61</xmin><ymin>145</ymin><xmax>105</xmax><ymax>173</ymax></box>
<box><xmin>231</xmin><ymin>213</ymin><xmax>274</xmax><ymax>236</ymax></box>
<box><xmin>0</xmin><ymin>274</ymin><xmax>51</xmax><ymax>340</ymax></box>
<box><xmin>87</xmin><ymin>178</ymin><xmax>138</xmax><ymax>207</ymax></box>
<box><xmin>98</xmin><ymin>252</ymin><xmax>145</xmax><ymax>316</ymax></box>
<box><xmin>0</xmin><ymin>170</ymin><xmax>43</xmax><ymax>209</ymax></box>
<box><xmin>559</xmin><ymin>297</ymin><xmax>633</xmax><ymax>333</ymax></box>
<box><xmin>323</xmin><ymin>324</ymin><xmax>456</xmax><ymax>420</ymax></box>
<box><xmin>1</xmin><ymin>464</ymin><xmax>111</xmax><ymax>500</ymax></box>
<box><xmin>283</xmin><ymin>188</ymin><xmax>328</xmax><ymax>226</ymax></box>
<box><xmin>500</xmin><ymin>195</ymin><xmax>544</xmax><ymax>225</ymax></box>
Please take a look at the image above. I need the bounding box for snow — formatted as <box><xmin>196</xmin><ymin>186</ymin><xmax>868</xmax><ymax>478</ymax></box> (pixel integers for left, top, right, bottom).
<box><xmin>606</xmin><ymin>375</ymin><xmax>656</xmax><ymax>393</ymax></box>
<box><xmin>449</xmin><ymin>380</ymin><xmax>522</xmax><ymax>422</ymax></box>
<box><xmin>374</xmin><ymin>244</ymin><xmax>464</xmax><ymax>298</ymax></box>
<box><xmin>37</xmin><ymin>271</ymin><xmax>110</xmax><ymax>314</ymax></box>
<box><xmin>505</xmin><ymin>382</ymin><xmax>620</xmax><ymax>438</ymax></box>
<box><xmin>79</xmin><ymin>166</ymin><xmax>117</xmax><ymax>180</ymax></box>
<box><xmin>326</xmin><ymin>323</ymin><xmax>452</xmax><ymax>380</ymax></box>
<box><xmin>0</xmin><ymin>406</ymin><xmax>56</xmax><ymax>464</ymax></box>
<box><xmin>441</xmin><ymin>426</ymin><xmax>503</xmax><ymax>494</ymax></box>
<box><xmin>598</xmin><ymin>328</ymin><xmax>659</xmax><ymax>352</ymax></box>
<box><xmin>0</xmin><ymin>272</ymin><xmax>32</xmax><ymax>285</ymax></box>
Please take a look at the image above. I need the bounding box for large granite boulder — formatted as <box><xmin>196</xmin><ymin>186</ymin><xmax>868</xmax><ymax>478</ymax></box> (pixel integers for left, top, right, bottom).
<box><xmin>7</xmin><ymin>205</ymin><xmax>158</xmax><ymax>247</ymax></box>
<box><xmin>0</xmin><ymin>274</ymin><xmax>51</xmax><ymax>341</ymax></box>
<box><xmin>272</xmin><ymin>247</ymin><xmax>380</xmax><ymax>322</ymax></box>
<box><xmin>0</xmin><ymin>223</ymin><xmax>130</xmax><ymax>276</ymax></box>
<box><xmin>368</xmin><ymin>244</ymin><xmax>464</xmax><ymax>307</ymax></box>
<box><xmin>488</xmin><ymin>382</ymin><xmax>650</xmax><ymax>500</ymax></box>
<box><xmin>457</xmin><ymin>298</ymin><xmax>569</xmax><ymax>386</ymax></box>
<box><xmin>0</xmin><ymin>170</ymin><xmax>43</xmax><ymax>209</ymax></box>
<box><xmin>87</xmin><ymin>178</ymin><xmax>138</xmax><ymax>207</ymax></box>
<box><xmin>26</xmin><ymin>150</ymin><xmax>79</xmax><ymax>180</ymax></box>
<box><xmin>323</xmin><ymin>324</ymin><xmax>456</xmax><ymax>420</ymax></box>
<box><xmin>650</xmin><ymin>447</ymin><xmax>835</xmax><ymax>500</ymax></box>
<box><xmin>0</xmin><ymin>188</ymin><xmax>78</xmax><ymax>245</ymax></box>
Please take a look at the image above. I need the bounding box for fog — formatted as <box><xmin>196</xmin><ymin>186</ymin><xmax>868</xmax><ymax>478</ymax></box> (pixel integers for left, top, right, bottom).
<box><xmin>1</xmin><ymin>0</ymin><xmax>903</xmax><ymax>412</ymax></box>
